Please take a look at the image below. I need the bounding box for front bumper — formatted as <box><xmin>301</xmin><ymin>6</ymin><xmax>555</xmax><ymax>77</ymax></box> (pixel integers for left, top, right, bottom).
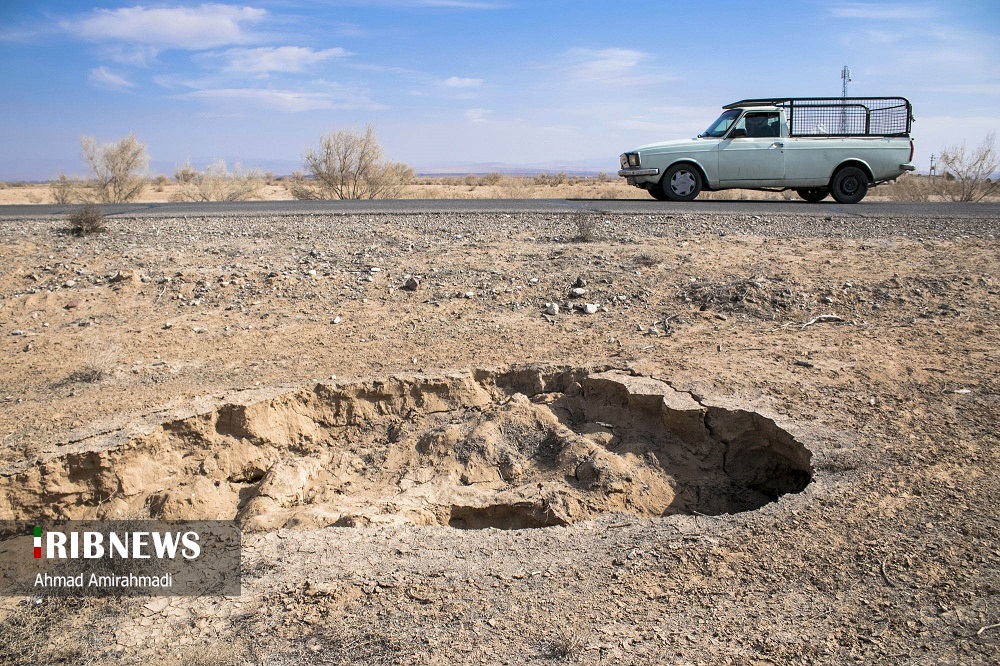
<box><xmin>900</xmin><ymin>163</ymin><xmax>916</xmax><ymax>171</ymax></box>
<box><xmin>617</xmin><ymin>168</ymin><xmax>659</xmax><ymax>177</ymax></box>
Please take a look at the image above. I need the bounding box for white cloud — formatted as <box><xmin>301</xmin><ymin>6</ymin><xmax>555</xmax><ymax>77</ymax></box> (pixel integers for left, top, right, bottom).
<box><xmin>340</xmin><ymin>0</ymin><xmax>507</xmax><ymax>7</ymax></box>
<box><xmin>220</xmin><ymin>46</ymin><xmax>351</xmax><ymax>73</ymax></box>
<box><xmin>70</xmin><ymin>4</ymin><xmax>266</xmax><ymax>50</ymax></box>
<box><xmin>464</xmin><ymin>108</ymin><xmax>492</xmax><ymax>123</ymax></box>
<box><xmin>829</xmin><ymin>4</ymin><xmax>937</xmax><ymax>20</ymax></box>
<box><xmin>442</xmin><ymin>76</ymin><xmax>483</xmax><ymax>88</ymax></box>
<box><xmin>559</xmin><ymin>48</ymin><xmax>675</xmax><ymax>88</ymax></box>
<box><xmin>179</xmin><ymin>86</ymin><xmax>386</xmax><ymax>113</ymax></box>
<box><xmin>88</xmin><ymin>66</ymin><xmax>135</xmax><ymax>90</ymax></box>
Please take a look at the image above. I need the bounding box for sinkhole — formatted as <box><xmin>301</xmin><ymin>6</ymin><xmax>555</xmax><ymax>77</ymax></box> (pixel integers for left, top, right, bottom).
<box><xmin>0</xmin><ymin>368</ymin><xmax>813</xmax><ymax>530</ymax></box>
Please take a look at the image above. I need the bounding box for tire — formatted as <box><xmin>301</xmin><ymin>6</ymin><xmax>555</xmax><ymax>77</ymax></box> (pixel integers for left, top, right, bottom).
<box><xmin>661</xmin><ymin>163</ymin><xmax>702</xmax><ymax>202</ymax></box>
<box><xmin>647</xmin><ymin>183</ymin><xmax>669</xmax><ymax>201</ymax></box>
<box><xmin>829</xmin><ymin>166</ymin><xmax>869</xmax><ymax>204</ymax></box>
<box><xmin>796</xmin><ymin>187</ymin><xmax>828</xmax><ymax>203</ymax></box>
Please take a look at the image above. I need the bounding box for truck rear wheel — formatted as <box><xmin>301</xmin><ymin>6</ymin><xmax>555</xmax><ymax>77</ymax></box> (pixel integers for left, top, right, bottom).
<box><xmin>796</xmin><ymin>187</ymin><xmax>828</xmax><ymax>203</ymax></box>
<box><xmin>661</xmin><ymin>164</ymin><xmax>702</xmax><ymax>202</ymax></box>
<box><xmin>830</xmin><ymin>167</ymin><xmax>869</xmax><ymax>204</ymax></box>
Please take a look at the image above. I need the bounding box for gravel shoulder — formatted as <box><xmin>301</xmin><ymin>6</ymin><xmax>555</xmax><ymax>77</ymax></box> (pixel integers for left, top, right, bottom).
<box><xmin>0</xmin><ymin>208</ymin><xmax>997</xmax><ymax>664</ymax></box>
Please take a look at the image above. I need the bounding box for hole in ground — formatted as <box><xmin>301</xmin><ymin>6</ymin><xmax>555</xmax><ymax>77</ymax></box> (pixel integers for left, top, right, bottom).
<box><xmin>0</xmin><ymin>368</ymin><xmax>813</xmax><ymax>530</ymax></box>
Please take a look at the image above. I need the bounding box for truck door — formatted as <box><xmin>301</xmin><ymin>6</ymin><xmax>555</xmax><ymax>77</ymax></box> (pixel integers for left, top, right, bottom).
<box><xmin>717</xmin><ymin>112</ymin><xmax>785</xmax><ymax>183</ymax></box>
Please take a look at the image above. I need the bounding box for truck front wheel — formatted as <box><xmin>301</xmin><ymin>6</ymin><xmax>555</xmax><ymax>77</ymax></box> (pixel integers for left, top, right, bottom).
<box><xmin>830</xmin><ymin>167</ymin><xmax>869</xmax><ymax>204</ymax></box>
<box><xmin>661</xmin><ymin>164</ymin><xmax>702</xmax><ymax>202</ymax></box>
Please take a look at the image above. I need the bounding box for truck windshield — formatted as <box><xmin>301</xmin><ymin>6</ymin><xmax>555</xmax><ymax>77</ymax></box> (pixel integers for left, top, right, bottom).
<box><xmin>699</xmin><ymin>109</ymin><xmax>741</xmax><ymax>138</ymax></box>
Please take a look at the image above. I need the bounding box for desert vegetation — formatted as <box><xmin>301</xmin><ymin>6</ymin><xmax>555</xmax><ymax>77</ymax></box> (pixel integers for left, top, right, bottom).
<box><xmin>171</xmin><ymin>160</ymin><xmax>265</xmax><ymax>202</ymax></box>
<box><xmin>937</xmin><ymin>131</ymin><xmax>999</xmax><ymax>202</ymax></box>
<box><xmin>290</xmin><ymin>125</ymin><xmax>414</xmax><ymax>200</ymax></box>
<box><xmin>80</xmin><ymin>132</ymin><xmax>149</xmax><ymax>203</ymax></box>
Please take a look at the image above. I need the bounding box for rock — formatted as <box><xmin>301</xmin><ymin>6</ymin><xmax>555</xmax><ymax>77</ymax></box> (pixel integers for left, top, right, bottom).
<box><xmin>570</xmin><ymin>287</ymin><xmax>587</xmax><ymax>298</ymax></box>
<box><xmin>109</xmin><ymin>270</ymin><xmax>138</xmax><ymax>285</ymax></box>
<box><xmin>582</xmin><ymin>303</ymin><xmax>599</xmax><ymax>315</ymax></box>
<box><xmin>65</xmin><ymin>300</ymin><xmax>82</xmax><ymax>310</ymax></box>
<box><xmin>544</xmin><ymin>303</ymin><xmax>559</xmax><ymax>316</ymax></box>
<box><xmin>64</xmin><ymin>280</ymin><xmax>76</xmax><ymax>288</ymax></box>
<box><xmin>11</xmin><ymin>330</ymin><xmax>25</xmax><ymax>336</ymax></box>
<box><xmin>403</xmin><ymin>276</ymin><xmax>420</xmax><ymax>291</ymax></box>
<box><xmin>463</xmin><ymin>291</ymin><xmax>475</xmax><ymax>299</ymax></box>
<box><xmin>573</xmin><ymin>276</ymin><xmax>586</xmax><ymax>288</ymax></box>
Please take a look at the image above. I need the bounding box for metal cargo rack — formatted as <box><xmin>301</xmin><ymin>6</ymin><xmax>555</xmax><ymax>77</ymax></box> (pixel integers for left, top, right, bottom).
<box><xmin>723</xmin><ymin>97</ymin><xmax>913</xmax><ymax>137</ymax></box>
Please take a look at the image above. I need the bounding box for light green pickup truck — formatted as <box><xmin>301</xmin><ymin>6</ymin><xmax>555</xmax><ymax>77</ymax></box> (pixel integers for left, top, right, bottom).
<box><xmin>618</xmin><ymin>97</ymin><xmax>915</xmax><ymax>204</ymax></box>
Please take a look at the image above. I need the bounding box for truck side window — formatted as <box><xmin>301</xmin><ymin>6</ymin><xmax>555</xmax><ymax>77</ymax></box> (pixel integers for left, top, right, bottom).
<box><xmin>744</xmin><ymin>112</ymin><xmax>780</xmax><ymax>138</ymax></box>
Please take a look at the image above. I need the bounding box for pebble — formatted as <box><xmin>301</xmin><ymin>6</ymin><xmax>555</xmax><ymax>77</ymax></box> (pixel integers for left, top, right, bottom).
<box><xmin>544</xmin><ymin>303</ymin><xmax>559</xmax><ymax>316</ymax></box>
<box><xmin>11</xmin><ymin>330</ymin><xmax>25</xmax><ymax>336</ymax></box>
<box><xmin>582</xmin><ymin>303</ymin><xmax>599</xmax><ymax>315</ymax></box>
<box><xmin>570</xmin><ymin>287</ymin><xmax>587</xmax><ymax>298</ymax></box>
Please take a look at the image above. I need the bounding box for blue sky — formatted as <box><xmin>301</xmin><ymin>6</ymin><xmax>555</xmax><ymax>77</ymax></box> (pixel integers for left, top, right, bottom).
<box><xmin>1</xmin><ymin>0</ymin><xmax>998</xmax><ymax>180</ymax></box>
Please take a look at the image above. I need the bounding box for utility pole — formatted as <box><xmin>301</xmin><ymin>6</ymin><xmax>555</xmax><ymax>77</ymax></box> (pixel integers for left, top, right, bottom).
<box><xmin>841</xmin><ymin>65</ymin><xmax>851</xmax><ymax>97</ymax></box>
<box><xmin>930</xmin><ymin>154</ymin><xmax>937</xmax><ymax>179</ymax></box>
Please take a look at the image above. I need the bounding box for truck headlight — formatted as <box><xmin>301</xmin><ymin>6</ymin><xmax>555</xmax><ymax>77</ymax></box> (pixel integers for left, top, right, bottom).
<box><xmin>627</xmin><ymin>153</ymin><xmax>640</xmax><ymax>167</ymax></box>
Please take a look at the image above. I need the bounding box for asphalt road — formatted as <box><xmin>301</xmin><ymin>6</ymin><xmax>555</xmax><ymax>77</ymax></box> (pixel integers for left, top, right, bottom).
<box><xmin>1</xmin><ymin>199</ymin><xmax>998</xmax><ymax>219</ymax></box>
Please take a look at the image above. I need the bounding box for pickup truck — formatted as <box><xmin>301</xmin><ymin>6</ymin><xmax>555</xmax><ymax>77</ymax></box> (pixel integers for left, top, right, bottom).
<box><xmin>618</xmin><ymin>97</ymin><xmax>915</xmax><ymax>203</ymax></box>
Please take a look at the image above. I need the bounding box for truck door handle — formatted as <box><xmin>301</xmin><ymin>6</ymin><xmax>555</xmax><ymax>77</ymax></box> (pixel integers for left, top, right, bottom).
<box><xmin>772</xmin><ymin>141</ymin><xmax>784</xmax><ymax>148</ymax></box>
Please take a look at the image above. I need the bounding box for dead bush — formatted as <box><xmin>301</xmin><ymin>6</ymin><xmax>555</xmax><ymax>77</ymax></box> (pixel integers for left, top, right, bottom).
<box><xmin>80</xmin><ymin>132</ymin><xmax>149</xmax><ymax>203</ymax></box>
<box><xmin>68</xmin><ymin>203</ymin><xmax>106</xmax><ymax>236</ymax></box>
<box><xmin>572</xmin><ymin>210</ymin><xmax>600</xmax><ymax>241</ymax></box>
<box><xmin>172</xmin><ymin>160</ymin><xmax>264</xmax><ymax>202</ymax></box>
<box><xmin>937</xmin><ymin>131</ymin><xmax>999</xmax><ymax>202</ymax></box>
<box><xmin>50</xmin><ymin>173</ymin><xmax>86</xmax><ymax>204</ymax></box>
<box><xmin>495</xmin><ymin>175</ymin><xmax>532</xmax><ymax>199</ymax></box>
<box><xmin>294</xmin><ymin>125</ymin><xmax>413</xmax><ymax>200</ymax></box>
<box><xmin>174</xmin><ymin>161</ymin><xmax>198</xmax><ymax>184</ymax></box>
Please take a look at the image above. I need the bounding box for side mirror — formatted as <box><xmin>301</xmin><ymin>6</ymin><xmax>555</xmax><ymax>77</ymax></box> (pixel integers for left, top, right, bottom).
<box><xmin>729</xmin><ymin>128</ymin><xmax>747</xmax><ymax>139</ymax></box>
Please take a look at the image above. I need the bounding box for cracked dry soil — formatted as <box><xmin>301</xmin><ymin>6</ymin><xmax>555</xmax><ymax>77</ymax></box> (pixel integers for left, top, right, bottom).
<box><xmin>0</xmin><ymin>208</ymin><xmax>997</xmax><ymax>664</ymax></box>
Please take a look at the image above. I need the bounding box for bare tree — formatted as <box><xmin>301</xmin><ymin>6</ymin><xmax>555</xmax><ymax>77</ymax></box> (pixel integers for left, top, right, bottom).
<box><xmin>80</xmin><ymin>132</ymin><xmax>149</xmax><ymax>203</ymax></box>
<box><xmin>172</xmin><ymin>160</ymin><xmax>264</xmax><ymax>202</ymax></box>
<box><xmin>938</xmin><ymin>131</ymin><xmax>999</xmax><ymax>202</ymax></box>
<box><xmin>294</xmin><ymin>125</ymin><xmax>413</xmax><ymax>200</ymax></box>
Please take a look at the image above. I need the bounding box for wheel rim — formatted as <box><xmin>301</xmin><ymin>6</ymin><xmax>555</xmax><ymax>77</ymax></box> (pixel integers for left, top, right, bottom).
<box><xmin>840</xmin><ymin>174</ymin><xmax>861</xmax><ymax>196</ymax></box>
<box><xmin>670</xmin><ymin>170</ymin><xmax>696</xmax><ymax>196</ymax></box>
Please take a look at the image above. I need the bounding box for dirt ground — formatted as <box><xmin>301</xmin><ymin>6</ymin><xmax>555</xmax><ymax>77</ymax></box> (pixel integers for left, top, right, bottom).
<box><xmin>0</xmin><ymin>206</ymin><xmax>997</xmax><ymax>664</ymax></box>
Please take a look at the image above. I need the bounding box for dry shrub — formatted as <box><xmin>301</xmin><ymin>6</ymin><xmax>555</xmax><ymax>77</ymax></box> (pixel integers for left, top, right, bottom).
<box><xmin>880</xmin><ymin>173</ymin><xmax>933</xmax><ymax>202</ymax></box>
<box><xmin>937</xmin><ymin>131</ymin><xmax>999</xmax><ymax>202</ymax></box>
<box><xmin>172</xmin><ymin>160</ymin><xmax>264</xmax><ymax>202</ymax></box>
<box><xmin>294</xmin><ymin>125</ymin><xmax>413</xmax><ymax>200</ymax></box>
<box><xmin>572</xmin><ymin>210</ymin><xmax>600</xmax><ymax>241</ymax></box>
<box><xmin>80</xmin><ymin>132</ymin><xmax>148</xmax><ymax>203</ymax></box>
<box><xmin>66</xmin><ymin>345</ymin><xmax>119</xmax><ymax>382</ymax></box>
<box><xmin>495</xmin><ymin>175</ymin><xmax>532</xmax><ymax>199</ymax></box>
<box><xmin>68</xmin><ymin>203</ymin><xmax>106</xmax><ymax>236</ymax></box>
<box><xmin>50</xmin><ymin>173</ymin><xmax>87</xmax><ymax>204</ymax></box>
